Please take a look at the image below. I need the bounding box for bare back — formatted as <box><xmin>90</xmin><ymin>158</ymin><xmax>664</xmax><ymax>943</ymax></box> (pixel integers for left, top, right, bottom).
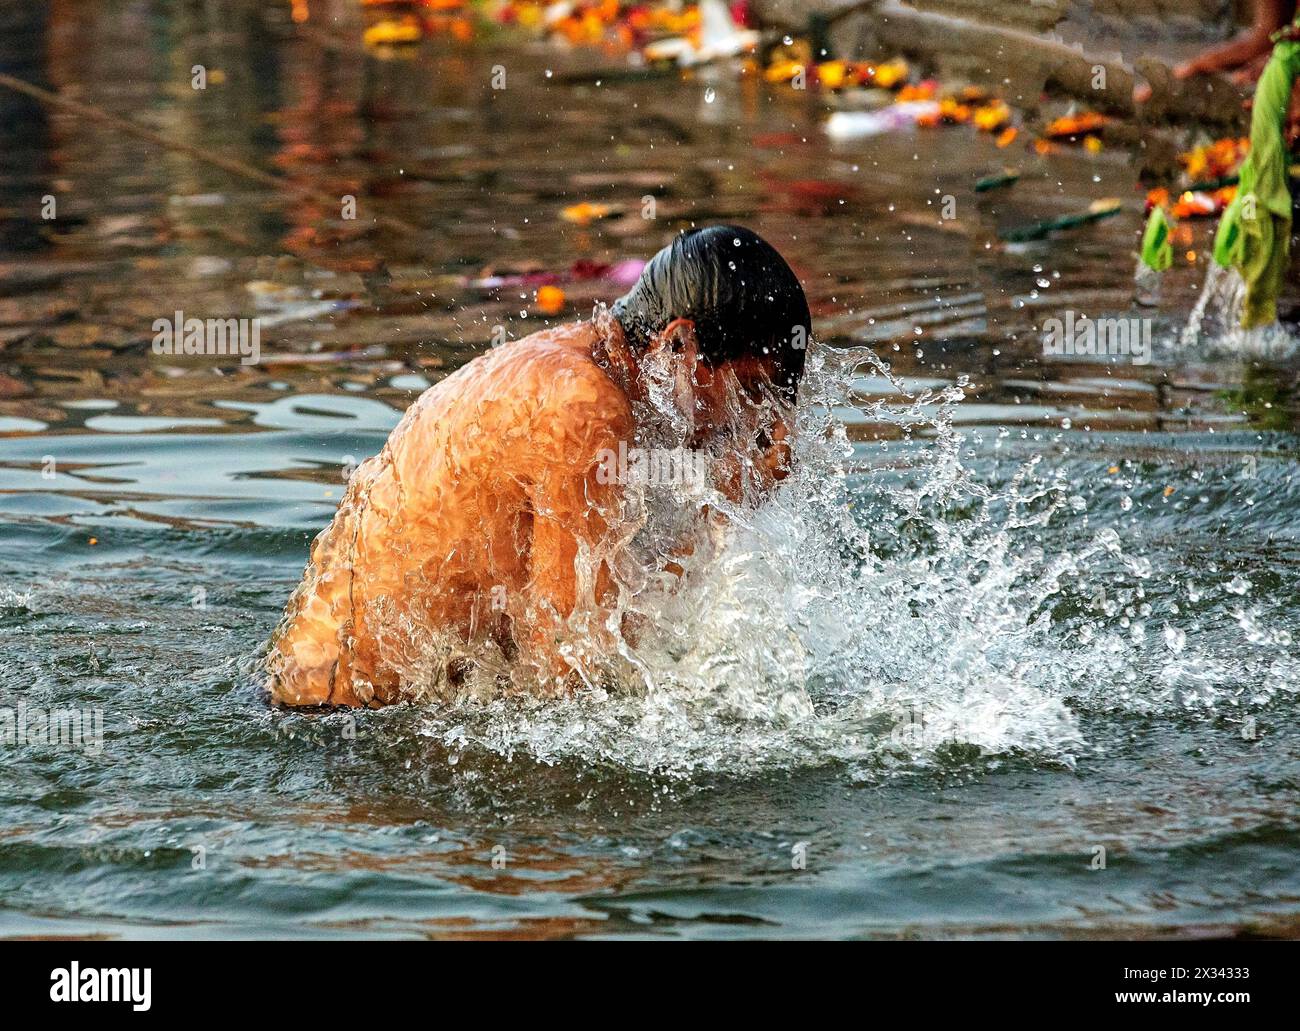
<box><xmin>267</xmin><ymin>321</ymin><xmax>632</xmax><ymax>707</ymax></box>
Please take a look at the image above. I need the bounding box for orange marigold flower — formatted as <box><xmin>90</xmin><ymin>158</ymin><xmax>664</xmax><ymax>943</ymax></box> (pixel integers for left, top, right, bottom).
<box><xmin>973</xmin><ymin>100</ymin><xmax>1010</xmax><ymax>131</ymax></box>
<box><xmin>1044</xmin><ymin>111</ymin><xmax>1108</xmax><ymax>138</ymax></box>
<box><xmin>535</xmin><ymin>285</ymin><xmax>566</xmax><ymax>315</ymax></box>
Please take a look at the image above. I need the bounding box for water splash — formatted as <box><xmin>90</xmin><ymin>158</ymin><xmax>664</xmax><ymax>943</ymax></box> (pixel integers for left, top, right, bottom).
<box><xmin>1133</xmin><ymin>260</ymin><xmax>1162</xmax><ymax>308</ymax></box>
<box><xmin>391</xmin><ymin>327</ymin><xmax>1296</xmax><ymax>781</ymax></box>
<box><xmin>1180</xmin><ymin>261</ymin><xmax>1297</xmax><ymax>359</ymax></box>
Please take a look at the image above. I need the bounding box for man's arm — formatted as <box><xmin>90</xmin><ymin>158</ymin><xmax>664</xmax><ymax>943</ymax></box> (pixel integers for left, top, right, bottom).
<box><xmin>1174</xmin><ymin>0</ymin><xmax>1290</xmax><ymax>79</ymax></box>
<box><xmin>266</xmin><ymin>495</ymin><xmax>357</xmax><ymax>706</ymax></box>
<box><xmin>267</xmin><ymin>453</ymin><xmax>389</xmax><ymax>707</ymax></box>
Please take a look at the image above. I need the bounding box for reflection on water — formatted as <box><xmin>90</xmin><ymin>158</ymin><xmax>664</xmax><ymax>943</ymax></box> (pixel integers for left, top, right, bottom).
<box><xmin>1</xmin><ymin>2</ymin><xmax>1300</xmax><ymax>939</ymax></box>
<box><xmin>4</xmin><ymin>1</ymin><xmax>1287</xmax><ymax>447</ymax></box>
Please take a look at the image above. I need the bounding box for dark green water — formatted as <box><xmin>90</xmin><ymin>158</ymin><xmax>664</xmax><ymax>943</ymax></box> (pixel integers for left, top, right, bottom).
<box><xmin>1</xmin><ymin>1</ymin><xmax>1298</xmax><ymax>939</ymax></box>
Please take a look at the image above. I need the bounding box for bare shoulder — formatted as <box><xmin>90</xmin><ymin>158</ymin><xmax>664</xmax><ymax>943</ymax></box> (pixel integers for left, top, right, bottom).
<box><xmin>385</xmin><ymin>321</ymin><xmax>630</xmax><ymax>474</ymax></box>
<box><xmin>479</xmin><ymin>325</ymin><xmax>633</xmax><ymax>472</ymax></box>
<box><xmin>507</xmin><ymin>323</ymin><xmax>631</xmax><ymax>427</ymax></box>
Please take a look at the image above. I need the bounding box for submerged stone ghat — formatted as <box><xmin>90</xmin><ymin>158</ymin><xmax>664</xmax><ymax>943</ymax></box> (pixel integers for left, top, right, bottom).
<box><xmin>752</xmin><ymin>0</ymin><xmax>1250</xmax><ymax>142</ymax></box>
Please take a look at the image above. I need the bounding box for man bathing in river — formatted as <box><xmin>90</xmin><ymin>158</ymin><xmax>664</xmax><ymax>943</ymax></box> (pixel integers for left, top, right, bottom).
<box><xmin>266</xmin><ymin>225</ymin><xmax>812</xmax><ymax>707</ymax></box>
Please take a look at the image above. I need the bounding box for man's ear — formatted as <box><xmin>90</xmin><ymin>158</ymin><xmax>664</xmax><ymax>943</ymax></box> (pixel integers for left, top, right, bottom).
<box><xmin>648</xmin><ymin>318</ymin><xmax>699</xmax><ymax>364</ymax></box>
<box><xmin>645</xmin><ymin>318</ymin><xmax>700</xmax><ymax>427</ymax></box>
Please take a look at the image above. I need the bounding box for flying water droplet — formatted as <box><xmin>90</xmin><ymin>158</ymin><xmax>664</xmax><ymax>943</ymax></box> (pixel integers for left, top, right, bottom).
<box><xmin>1225</xmin><ymin>575</ymin><xmax>1252</xmax><ymax>596</ymax></box>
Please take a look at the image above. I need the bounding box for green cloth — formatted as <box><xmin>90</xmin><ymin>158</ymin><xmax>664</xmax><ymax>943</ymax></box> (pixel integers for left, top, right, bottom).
<box><xmin>1213</xmin><ymin>33</ymin><xmax>1300</xmax><ymax>327</ymax></box>
<box><xmin>1140</xmin><ymin>205</ymin><xmax>1173</xmax><ymax>271</ymax></box>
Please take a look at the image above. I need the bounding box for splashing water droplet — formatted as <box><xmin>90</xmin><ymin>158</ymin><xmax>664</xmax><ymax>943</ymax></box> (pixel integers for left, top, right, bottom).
<box><xmin>1225</xmin><ymin>575</ymin><xmax>1252</xmax><ymax>596</ymax></box>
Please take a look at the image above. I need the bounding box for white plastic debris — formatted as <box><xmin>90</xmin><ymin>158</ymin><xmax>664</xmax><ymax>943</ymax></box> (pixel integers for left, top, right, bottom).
<box><xmin>644</xmin><ymin>0</ymin><xmax>758</xmax><ymax>66</ymax></box>
<box><xmin>825</xmin><ymin>101</ymin><xmax>941</xmax><ymax>141</ymax></box>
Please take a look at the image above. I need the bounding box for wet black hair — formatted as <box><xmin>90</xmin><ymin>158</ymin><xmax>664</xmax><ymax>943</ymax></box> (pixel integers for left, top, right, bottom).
<box><xmin>611</xmin><ymin>225</ymin><xmax>811</xmax><ymax>403</ymax></box>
